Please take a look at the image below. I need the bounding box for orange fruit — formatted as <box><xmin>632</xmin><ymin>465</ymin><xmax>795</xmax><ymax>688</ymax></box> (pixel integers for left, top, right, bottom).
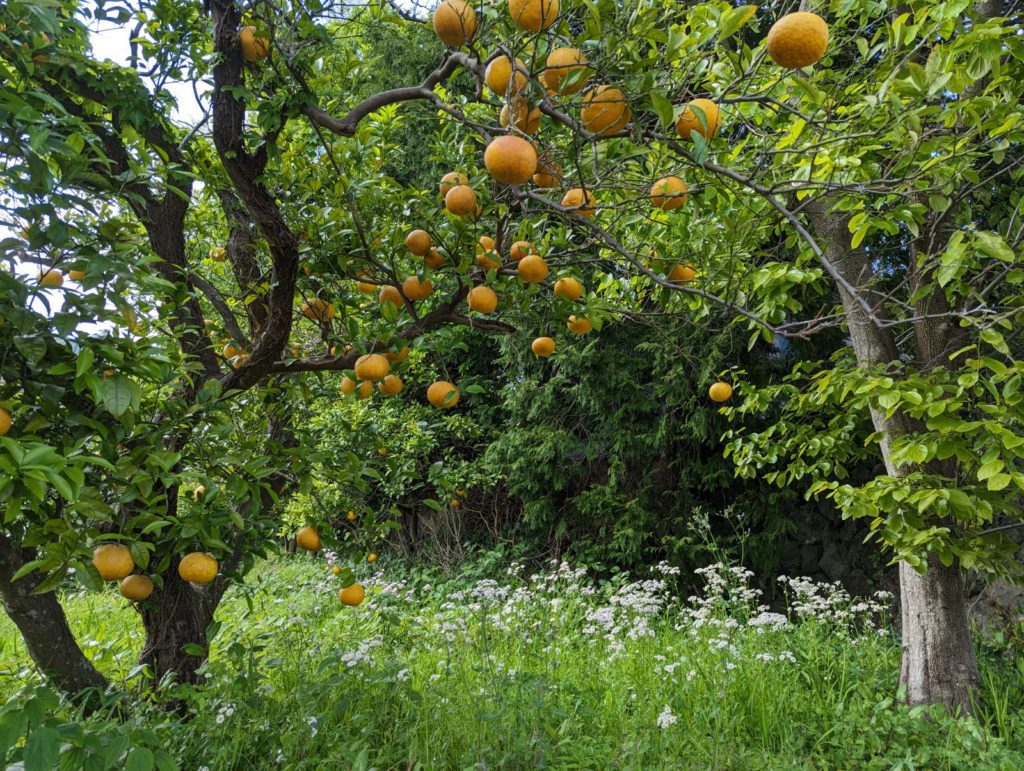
<box><xmin>332</xmin><ymin>565</ymin><xmax>342</xmax><ymax>575</ymax></box>
<box><xmin>402</xmin><ymin>275</ymin><xmax>433</xmax><ymax>301</ymax></box>
<box><xmin>356</xmin><ymin>381</ymin><xmax>373</xmax><ymax>399</ymax></box>
<box><xmin>509</xmin><ymin>241</ymin><xmax>533</xmax><ymax>262</ymax></box>
<box><xmin>485</xmin><ymin>55</ymin><xmax>528</xmax><ymax>95</ymax></box>
<box><xmin>445</xmin><ymin>185</ymin><xmax>477</xmax><ymax>216</ymax></box>
<box><xmin>531</xmin><ymin>337</ymin><xmax>556</xmax><ymax>356</ymax></box>
<box><xmin>37</xmin><ymin>269</ymin><xmax>63</xmax><ymax>288</ymax></box>
<box><xmin>476</xmin><ymin>236</ymin><xmax>502</xmax><ymax>270</ymax></box>
<box><xmin>178</xmin><ymin>552</ymin><xmax>218</xmax><ymax>584</ymax></box>
<box><xmin>440</xmin><ymin>172</ymin><xmax>469</xmax><ymax>197</ymax></box>
<box><xmin>384</xmin><ymin>345</ymin><xmax>411</xmax><ymax>363</ymax></box>
<box><xmin>340</xmin><ymin>376</ymin><xmax>357</xmax><ymax>395</ymax></box>
<box><xmin>209</xmin><ymin>246</ymin><xmax>226</xmax><ymax>262</ymax></box>
<box><xmin>508</xmin><ymin>0</ymin><xmax>559</xmax><ymax>32</ymax></box>
<box><xmin>650</xmin><ymin>176</ymin><xmax>688</xmax><ymax>210</ymax></box>
<box><xmin>500</xmin><ymin>99</ymin><xmax>541</xmax><ymax>135</ymax></box>
<box><xmin>668</xmin><ymin>265</ymin><xmax>696</xmax><ymax>283</ymax></box>
<box><xmin>533</xmin><ymin>159</ymin><xmax>561</xmax><ymax>188</ymax></box>
<box><xmin>561</xmin><ymin>188</ymin><xmax>596</xmax><ymax>217</ymax></box>
<box><xmin>554</xmin><ymin>277</ymin><xmax>583</xmax><ymax>301</ymax></box>
<box><xmin>357</xmin><ymin>280</ymin><xmax>376</xmax><ymax>293</ymax></box>
<box><xmin>378</xmin><ymin>374</ymin><xmax>404</xmax><ymax>395</ymax></box>
<box><xmin>567</xmin><ymin>315</ymin><xmax>593</xmax><ymax>334</ymax></box>
<box><xmin>239</xmin><ymin>26</ymin><xmax>270</xmax><ymax>62</ymax></box>
<box><xmin>433</xmin><ymin>0</ymin><xmax>478</xmax><ymax>47</ymax></box>
<box><xmin>765</xmin><ymin>12</ymin><xmax>829</xmax><ymax>69</ymax></box>
<box><xmin>676</xmin><ymin>98</ymin><xmax>720</xmax><ymax>140</ymax></box>
<box><xmin>581</xmin><ymin>86</ymin><xmax>631</xmax><ymax>136</ymax></box>
<box><xmin>347</xmin><ymin>510</ymin><xmax>357</xmax><ymax>521</ymax></box>
<box><xmin>0</xmin><ymin>407</ymin><xmax>10</xmax><ymax>437</ymax></box>
<box><xmin>517</xmin><ymin>254</ymin><xmax>549</xmax><ymax>283</ymax></box>
<box><xmin>406</xmin><ymin>229</ymin><xmax>432</xmax><ymax>256</ymax></box>
<box><xmin>427</xmin><ymin>381</ymin><xmax>460</xmax><ymax>408</ymax></box>
<box><xmin>468</xmin><ymin>285</ymin><xmax>498</xmax><ymax>313</ymax></box>
<box><xmin>354</xmin><ymin>353</ymin><xmax>389</xmax><ymax>381</ymax></box>
<box><xmin>424</xmin><ymin>249</ymin><xmax>446</xmax><ymax>269</ymax></box>
<box><xmin>542</xmin><ymin>47</ymin><xmax>589</xmax><ymax>95</ymax></box>
<box><xmin>296</xmin><ymin>526</ymin><xmax>321</xmax><ymax>551</ymax></box>
<box><xmin>709</xmin><ymin>381</ymin><xmax>733</xmax><ymax>402</ymax></box>
<box><xmin>301</xmin><ymin>297</ymin><xmax>335</xmax><ymax>322</ymax></box>
<box><xmin>92</xmin><ymin>544</ymin><xmax>134</xmax><ymax>581</ymax></box>
<box><xmin>223</xmin><ymin>343</ymin><xmax>241</xmax><ymax>359</ymax></box>
<box><xmin>119</xmin><ymin>575</ymin><xmax>154</xmax><ymax>601</ymax></box>
<box><xmin>367</xmin><ymin>553</ymin><xmax>378</xmax><ymax>563</ymax></box>
<box><xmin>484</xmin><ymin>136</ymin><xmax>538</xmax><ymax>185</ymax></box>
<box><xmin>68</xmin><ymin>269</ymin><xmax>86</xmax><ymax>281</ymax></box>
<box><xmin>379</xmin><ymin>285</ymin><xmax>405</xmax><ymax>307</ymax></box>
<box><xmin>338</xmin><ymin>583</ymin><xmax>366</xmax><ymax>606</ymax></box>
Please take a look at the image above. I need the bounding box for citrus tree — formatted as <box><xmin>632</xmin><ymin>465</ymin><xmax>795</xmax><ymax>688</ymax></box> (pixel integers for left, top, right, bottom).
<box><xmin>2</xmin><ymin>0</ymin><xmax>1022</xmax><ymax>719</ymax></box>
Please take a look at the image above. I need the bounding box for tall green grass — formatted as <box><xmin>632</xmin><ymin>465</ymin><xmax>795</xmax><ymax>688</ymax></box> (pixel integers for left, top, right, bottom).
<box><xmin>2</xmin><ymin>557</ymin><xmax>1022</xmax><ymax>769</ymax></box>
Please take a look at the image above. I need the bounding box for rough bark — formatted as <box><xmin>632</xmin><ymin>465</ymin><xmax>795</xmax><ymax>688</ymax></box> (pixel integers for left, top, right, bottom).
<box><xmin>804</xmin><ymin>198</ymin><xmax>980</xmax><ymax>713</ymax></box>
<box><xmin>0</xmin><ymin>533</ymin><xmax>108</xmax><ymax>695</ymax></box>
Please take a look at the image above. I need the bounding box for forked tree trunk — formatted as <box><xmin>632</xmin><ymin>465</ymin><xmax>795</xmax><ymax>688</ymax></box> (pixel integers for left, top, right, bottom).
<box><xmin>804</xmin><ymin>199</ymin><xmax>980</xmax><ymax>713</ymax></box>
<box><xmin>0</xmin><ymin>533</ymin><xmax>108</xmax><ymax>696</ymax></box>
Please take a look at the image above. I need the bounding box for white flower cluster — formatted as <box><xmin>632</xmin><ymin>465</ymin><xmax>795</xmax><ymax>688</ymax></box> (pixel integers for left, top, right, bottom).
<box><xmin>341</xmin><ymin>635</ymin><xmax>383</xmax><ymax>669</ymax></box>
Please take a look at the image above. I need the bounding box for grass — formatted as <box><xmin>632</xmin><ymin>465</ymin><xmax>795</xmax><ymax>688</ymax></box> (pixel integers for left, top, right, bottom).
<box><xmin>2</xmin><ymin>556</ymin><xmax>1023</xmax><ymax>769</ymax></box>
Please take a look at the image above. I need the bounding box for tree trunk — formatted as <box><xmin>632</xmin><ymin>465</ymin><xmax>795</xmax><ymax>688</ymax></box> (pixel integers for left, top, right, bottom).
<box><xmin>0</xmin><ymin>534</ymin><xmax>108</xmax><ymax>696</ymax></box>
<box><xmin>139</xmin><ymin>561</ymin><xmax>221</xmax><ymax>688</ymax></box>
<box><xmin>804</xmin><ymin>199</ymin><xmax>980</xmax><ymax>713</ymax></box>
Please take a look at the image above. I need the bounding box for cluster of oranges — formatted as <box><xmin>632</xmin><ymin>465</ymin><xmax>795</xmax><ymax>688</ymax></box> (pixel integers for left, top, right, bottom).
<box><xmin>92</xmin><ymin>544</ymin><xmax>218</xmax><ymax>601</ymax></box>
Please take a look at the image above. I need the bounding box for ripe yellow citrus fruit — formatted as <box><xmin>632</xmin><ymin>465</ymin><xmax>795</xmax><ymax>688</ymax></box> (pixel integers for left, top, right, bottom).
<box><xmin>0</xmin><ymin>408</ymin><xmax>10</xmax><ymax>437</ymax></box>
<box><xmin>508</xmin><ymin>0</ymin><xmax>559</xmax><ymax>32</ymax></box>
<box><xmin>518</xmin><ymin>254</ymin><xmax>549</xmax><ymax>283</ymax></box>
<box><xmin>468</xmin><ymin>285</ymin><xmax>498</xmax><ymax>313</ymax></box>
<box><xmin>239</xmin><ymin>26</ymin><xmax>270</xmax><ymax>62</ymax></box>
<box><xmin>554</xmin><ymin>277</ymin><xmax>583</xmax><ymax>301</ymax></box>
<box><xmin>533</xmin><ymin>159</ymin><xmax>561</xmax><ymax>188</ymax></box>
<box><xmin>440</xmin><ymin>171</ymin><xmax>469</xmax><ymax>197</ymax></box>
<box><xmin>651</xmin><ymin>176</ymin><xmax>688</xmax><ymax>210</ymax></box>
<box><xmin>332</xmin><ymin>565</ymin><xmax>341</xmax><ymax>575</ymax></box>
<box><xmin>367</xmin><ymin>553</ymin><xmax>378</xmax><ymax>563</ymax></box>
<box><xmin>581</xmin><ymin>86</ymin><xmax>631</xmax><ymax>136</ymax></box>
<box><xmin>347</xmin><ymin>510</ymin><xmax>357</xmax><ymax>521</ymax></box>
<box><xmin>709</xmin><ymin>381</ymin><xmax>733</xmax><ymax>402</ymax></box>
<box><xmin>192</xmin><ymin>484</ymin><xmax>206</xmax><ymax>500</ymax></box>
<box><xmin>341</xmin><ymin>376</ymin><xmax>357</xmax><ymax>395</ymax></box>
<box><xmin>499</xmin><ymin>99</ymin><xmax>542</xmax><ymax>135</ymax></box>
<box><xmin>379</xmin><ymin>285</ymin><xmax>404</xmax><ymax>307</ymax></box>
<box><xmin>233</xmin><ymin>354</ymin><xmax>249</xmax><ymax>368</ymax></box>
<box><xmin>765</xmin><ymin>12</ymin><xmax>829</xmax><ymax>69</ymax></box>
<box><xmin>385</xmin><ymin>345</ymin><xmax>411</xmax><ymax>363</ymax></box>
<box><xmin>542</xmin><ymin>47</ymin><xmax>589</xmax><ymax>95</ymax></box>
<box><xmin>668</xmin><ymin>265</ymin><xmax>696</xmax><ymax>283</ymax></box>
<box><xmin>378</xmin><ymin>374</ymin><xmax>404</xmax><ymax>395</ymax></box>
<box><xmin>428</xmin><ymin>381</ymin><xmax>460</xmax><ymax>408</ymax></box>
<box><xmin>357</xmin><ymin>280</ymin><xmax>376</xmax><ymax>293</ymax></box>
<box><xmin>223</xmin><ymin>343</ymin><xmax>241</xmax><ymax>359</ymax></box>
<box><xmin>68</xmin><ymin>269</ymin><xmax>86</xmax><ymax>281</ymax></box>
<box><xmin>424</xmin><ymin>249</ymin><xmax>446</xmax><ymax>269</ymax></box>
<box><xmin>296</xmin><ymin>526</ymin><xmax>321</xmax><ymax>552</ymax></box>
<box><xmin>37</xmin><ymin>269</ymin><xmax>63</xmax><ymax>288</ymax></box>
<box><xmin>92</xmin><ymin>544</ymin><xmax>135</xmax><ymax>581</ymax></box>
<box><xmin>179</xmin><ymin>552</ymin><xmax>218</xmax><ymax>584</ymax></box>
<box><xmin>567</xmin><ymin>315</ymin><xmax>593</xmax><ymax>334</ymax></box>
<box><xmin>485</xmin><ymin>55</ymin><xmax>527</xmax><ymax>95</ymax></box>
<box><xmin>509</xmin><ymin>241</ymin><xmax>533</xmax><ymax>262</ymax></box>
<box><xmin>355</xmin><ymin>353</ymin><xmax>389</xmax><ymax>381</ymax></box>
<box><xmin>301</xmin><ymin>298</ymin><xmax>335</xmax><ymax>322</ymax></box>
<box><xmin>532</xmin><ymin>337</ymin><xmax>556</xmax><ymax>356</ymax></box>
<box><xmin>402</xmin><ymin>276</ymin><xmax>433</xmax><ymax>301</ymax></box>
<box><xmin>484</xmin><ymin>136</ymin><xmax>538</xmax><ymax>185</ymax></box>
<box><xmin>445</xmin><ymin>184</ymin><xmax>477</xmax><ymax>215</ymax></box>
<box><xmin>356</xmin><ymin>381</ymin><xmax>373</xmax><ymax>399</ymax></box>
<box><xmin>676</xmin><ymin>98</ymin><xmax>720</xmax><ymax>140</ymax></box>
<box><xmin>433</xmin><ymin>0</ymin><xmax>477</xmax><ymax>47</ymax></box>
<box><xmin>451</xmin><ymin>498</ymin><xmax>462</xmax><ymax>508</ymax></box>
<box><xmin>406</xmin><ymin>229</ymin><xmax>432</xmax><ymax>256</ymax></box>
<box><xmin>561</xmin><ymin>188</ymin><xmax>596</xmax><ymax>217</ymax></box>
<box><xmin>119</xmin><ymin>575</ymin><xmax>154</xmax><ymax>601</ymax></box>
<box><xmin>338</xmin><ymin>583</ymin><xmax>366</xmax><ymax>606</ymax></box>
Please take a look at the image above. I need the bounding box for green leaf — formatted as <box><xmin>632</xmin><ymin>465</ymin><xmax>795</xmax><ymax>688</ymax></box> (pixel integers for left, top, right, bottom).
<box><xmin>719</xmin><ymin>5</ymin><xmax>758</xmax><ymax>39</ymax></box>
<box><xmin>125</xmin><ymin>747</ymin><xmax>155</xmax><ymax>771</ymax></box>
<box><xmin>23</xmin><ymin>726</ymin><xmax>60</xmax><ymax>771</ymax></box>
<box><xmin>648</xmin><ymin>91</ymin><xmax>674</xmax><ymax>129</ymax></box>
<box><xmin>101</xmin><ymin>375</ymin><xmax>134</xmax><ymax>417</ymax></box>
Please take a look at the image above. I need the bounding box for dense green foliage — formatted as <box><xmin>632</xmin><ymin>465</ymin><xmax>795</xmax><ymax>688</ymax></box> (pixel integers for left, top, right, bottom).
<box><xmin>3</xmin><ymin>555</ymin><xmax>1023</xmax><ymax>769</ymax></box>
